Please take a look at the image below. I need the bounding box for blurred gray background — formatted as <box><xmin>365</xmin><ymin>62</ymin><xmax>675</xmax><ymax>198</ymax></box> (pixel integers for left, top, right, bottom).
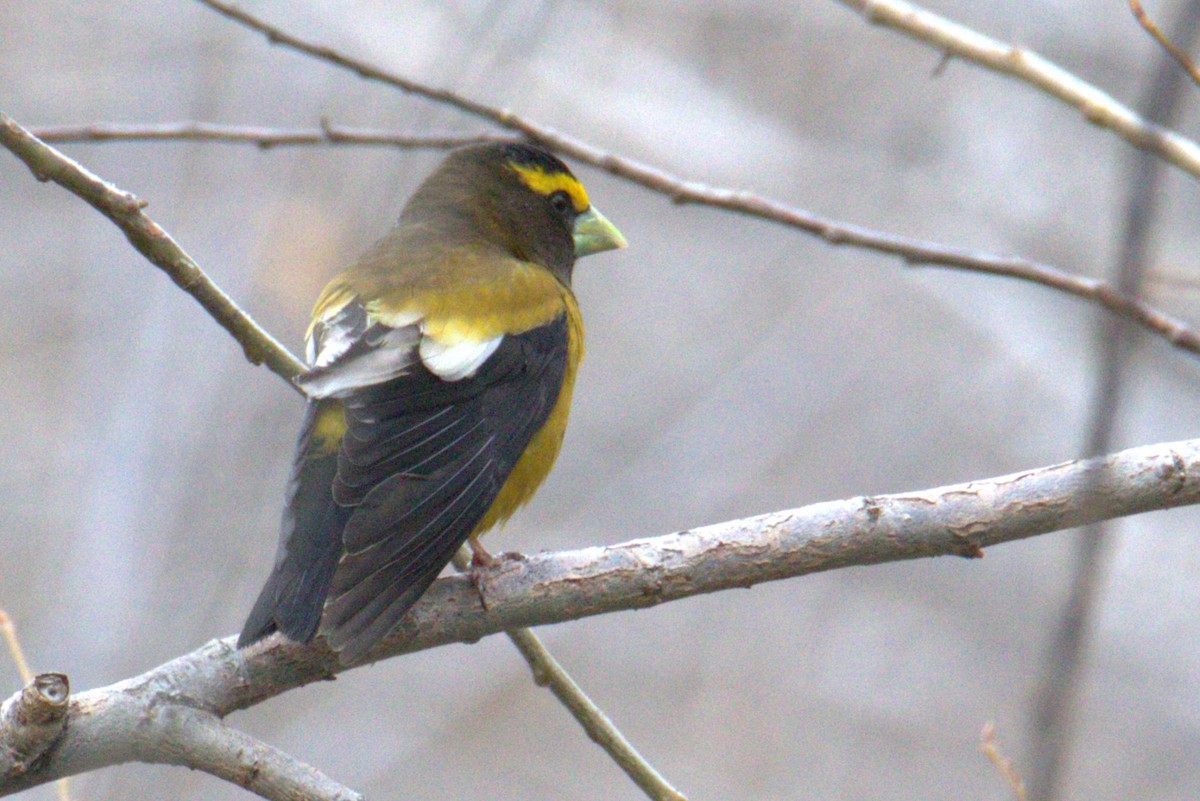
<box><xmin>4</xmin><ymin>1</ymin><xmax>1200</xmax><ymax>799</ymax></box>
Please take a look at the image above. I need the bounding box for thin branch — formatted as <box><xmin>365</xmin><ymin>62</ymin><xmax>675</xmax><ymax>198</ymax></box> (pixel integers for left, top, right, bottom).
<box><xmin>189</xmin><ymin>0</ymin><xmax>1200</xmax><ymax>360</ymax></box>
<box><xmin>4</xmin><ymin>435</ymin><xmax>1200</xmax><ymax>795</ymax></box>
<box><xmin>12</xmin><ymin>122</ymin><xmax>1197</xmax><ymax>368</ymax></box>
<box><xmin>451</xmin><ymin>551</ymin><xmax>688</xmax><ymax>801</ymax></box>
<box><xmin>834</xmin><ymin>0</ymin><xmax>1200</xmax><ymax>179</ymax></box>
<box><xmin>1026</xmin><ymin>4</ymin><xmax>1200</xmax><ymax>797</ymax></box>
<box><xmin>0</xmin><ymin>113</ymin><xmax>305</xmax><ymax>386</ymax></box>
<box><xmin>195</xmin><ymin>0</ymin><xmax>526</xmax><ymax>132</ymax></box>
<box><xmin>504</xmin><ymin>630</ymin><xmax>687</xmax><ymax>801</ymax></box>
<box><xmin>1147</xmin><ymin>269</ymin><xmax>1200</xmax><ymax>290</ymax></box>
<box><xmin>1130</xmin><ymin>0</ymin><xmax>1200</xmax><ymax>88</ymax></box>
<box><xmin>0</xmin><ymin>612</ymin><xmax>32</xmax><ymax>685</ymax></box>
<box><xmin>0</xmin><ymin>112</ymin><xmax>367</xmax><ymax>800</ymax></box>
<box><xmin>980</xmin><ymin>723</ymin><xmax>1029</xmax><ymax>801</ymax></box>
<box><xmin>30</xmin><ymin>123</ymin><xmax>1200</xmax><ymax>364</ymax></box>
<box><xmin>31</xmin><ymin>121</ymin><xmax>505</xmax><ymax>150</ymax></box>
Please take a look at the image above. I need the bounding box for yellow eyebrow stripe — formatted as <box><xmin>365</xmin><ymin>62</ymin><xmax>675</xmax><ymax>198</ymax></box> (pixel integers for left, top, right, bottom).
<box><xmin>508</xmin><ymin>162</ymin><xmax>590</xmax><ymax>212</ymax></box>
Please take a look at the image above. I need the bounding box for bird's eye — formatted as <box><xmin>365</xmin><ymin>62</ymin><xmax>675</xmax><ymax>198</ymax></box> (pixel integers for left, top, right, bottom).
<box><xmin>549</xmin><ymin>190</ymin><xmax>574</xmax><ymax>217</ymax></box>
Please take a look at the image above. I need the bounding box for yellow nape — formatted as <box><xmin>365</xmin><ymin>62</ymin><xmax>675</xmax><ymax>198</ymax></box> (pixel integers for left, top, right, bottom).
<box><xmin>508</xmin><ymin>162</ymin><xmax>590</xmax><ymax>213</ymax></box>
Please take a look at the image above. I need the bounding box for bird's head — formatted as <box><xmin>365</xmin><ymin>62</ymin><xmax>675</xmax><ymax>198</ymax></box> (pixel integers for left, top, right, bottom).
<box><xmin>401</xmin><ymin>142</ymin><xmax>626</xmax><ymax>283</ymax></box>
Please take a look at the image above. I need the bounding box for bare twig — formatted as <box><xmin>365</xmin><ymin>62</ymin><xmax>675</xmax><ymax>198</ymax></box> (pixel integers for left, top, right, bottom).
<box><xmin>0</xmin><ymin>114</ymin><xmax>360</xmax><ymax>800</ymax></box>
<box><xmin>0</xmin><ymin>113</ymin><xmax>305</xmax><ymax>386</ymax></box>
<box><xmin>0</xmin><ymin>612</ymin><xmax>32</xmax><ymax>685</ymax></box>
<box><xmin>1026</xmin><ymin>4</ymin><xmax>1200</xmax><ymax>797</ymax></box>
<box><xmin>452</xmin><ymin>551</ymin><xmax>689</xmax><ymax>801</ymax></box>
<box><xmin>1147</xmin><ymin>269</ymin><xmax>1200</xmax><ymax>290</ymax></box>
<box><xmin>5</xmin><ymin>435</ymin><xmax>1200</xmax><ymax>795</ymax></box>
<box><xmin>833</xmin><ymin>0</ymin><xmax>1200</xmax><ymax>179</ymax></box>
<box><xmin>29</xmin><ymin>121</ymin><xmax>1200</xmax><ymax>365</ymax></box>
<box><xmin>189</xmin><ymin>0</ymin><xmax>1200</xmax><ymax>361</ymax></box>
<box><xmin>1130</xmin><ymin>0</ymin><xmax>1200</xmax><ymax>87</ymax></box>
<box><xmin>32</xmin><ymin>121</ymin><xmax>505</xmax><ymax>150</ymax></box>
<box><xmin>505</xmin><ymin>630</ymin><xmax>688</xmax><ymax>801</ymax></box>
<box><xmin>980</xmin><ymin>723</ymin><xmax>1029</xmax><ymax>801</ymax></box>
<box><xmin>22</xmin><ymin>121</ymin><xmax>1200</xmax><ymax>362</ymax></box>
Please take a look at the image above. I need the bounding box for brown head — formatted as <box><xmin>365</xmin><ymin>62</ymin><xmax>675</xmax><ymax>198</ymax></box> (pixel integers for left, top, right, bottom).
<box><xmin>398</xmin><ymin>142</ymin><xmax>625</xmax><ymax>285</ymax></box>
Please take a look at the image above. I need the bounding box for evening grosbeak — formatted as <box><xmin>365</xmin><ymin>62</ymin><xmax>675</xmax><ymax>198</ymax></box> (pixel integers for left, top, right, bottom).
<box><xmin>238</xmin><ymin>142</ymin><xmax>626</xmax><ymax>663</ymax></box>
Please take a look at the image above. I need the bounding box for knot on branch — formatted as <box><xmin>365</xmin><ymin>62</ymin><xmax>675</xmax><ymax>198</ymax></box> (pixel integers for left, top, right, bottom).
<box><xmin>1</xmin><ymin>672</ymin><xmax>70</xmax><ymax>777</ymax></box>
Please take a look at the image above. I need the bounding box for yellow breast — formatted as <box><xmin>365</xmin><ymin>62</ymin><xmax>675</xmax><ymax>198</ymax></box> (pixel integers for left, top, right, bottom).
<box><xmin>472</xmin><ymin>288</ymin><xmax>584</xmax><ymax>534</ymax></box>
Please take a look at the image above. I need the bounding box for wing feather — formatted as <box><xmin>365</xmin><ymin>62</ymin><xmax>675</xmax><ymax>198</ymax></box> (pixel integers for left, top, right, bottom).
<box><xmin>245</xmin><ymin>282</ymin><xmax>572</xmax><ymax>662</ymax></box>
<box><xmin>297</xmin><ymin>299</ymin><xmax>421</xmax><ymax>399</ymax></box>
<box><xmin>321</xmin><ymin>315</ymin><xmax>571</xmax><ymax>662</ymax></box>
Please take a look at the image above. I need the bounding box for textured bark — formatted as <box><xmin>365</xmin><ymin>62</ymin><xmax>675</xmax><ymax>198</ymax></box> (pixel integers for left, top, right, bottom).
<box><xmin>0</xmin><ymin>674</ymin><xmax>68</xmax><ymax>778</ymax></box>
<box><xmin>4</xmin><ymin>437</ymin><xmax>1199</xmax><ymax>796</ymax></box>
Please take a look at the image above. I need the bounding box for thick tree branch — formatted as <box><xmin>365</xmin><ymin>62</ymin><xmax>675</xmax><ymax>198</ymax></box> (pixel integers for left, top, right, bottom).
<box><xmin>0</xmin><ymin>676</ymin><xmax>360</xmax><ymax>801</ymax></box>
<box><xmin>0</xmin><ymin>113</ymin><xmax>305</xmax><ymax>385</ymax></box>
<box><xmin>0</xmin><ymin>614</ymin><xmax>71</xmax><ymax>801</ymax></box>
<box><xmin>4</xmin><ymin>436</ymin><xmax>1200</xmax><ymax>795</ymax></box>
<box><xmin>135</xmin><ymin>709</ymin><xmax>362</xmax><ymax>801</ymax></box>
<box><xmin>834</xmin><ymin>0</ymin><xmax>1200</xmax><ymax>179</ymax></box>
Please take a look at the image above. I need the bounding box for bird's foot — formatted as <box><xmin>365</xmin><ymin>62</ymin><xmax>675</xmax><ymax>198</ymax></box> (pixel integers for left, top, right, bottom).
<box><xmin>465</xmin><ymin>541</ymin><xmax>530</xmax><ymax>610</ymax></box>
<box><xmin>468</xmin><ymin>535</ymin><xmax>499</xmax><ymax>568</ymax></box>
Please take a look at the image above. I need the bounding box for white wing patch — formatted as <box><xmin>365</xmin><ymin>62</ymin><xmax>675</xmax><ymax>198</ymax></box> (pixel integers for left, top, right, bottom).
<box><xmin>297</xmin><ymin>300</ymin><xmax>422</xmax><ymax>399</ymax></box>
<box><xmin>296</xmin><ymin>296</ymin><xmax>503</xmax><ymax>396</ymax></box>
<box><xmin>310</xmin><ymin>319</ymin><xmax>355</xmax><ymax>368</ymax></box>
<box><xmin>418</xmin><ymin>334</ymin><xmax>503</xmax><ymax>381</ymax></box>
<box><xmin>299</xmin><ymin>327</ymin><xmax>421</xmax><ymax>399</ymax></box>
<box><xmin>309</xmin><ymin>305</ymin><xmax>420</xmax><ymax>368</ymax></box>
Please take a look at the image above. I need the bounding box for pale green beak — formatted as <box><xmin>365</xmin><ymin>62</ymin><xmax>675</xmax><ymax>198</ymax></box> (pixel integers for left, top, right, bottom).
<box><xmin>573</xmin><ymin>206</ymin><xmax>627</xmax><ymax>258</ymax></box>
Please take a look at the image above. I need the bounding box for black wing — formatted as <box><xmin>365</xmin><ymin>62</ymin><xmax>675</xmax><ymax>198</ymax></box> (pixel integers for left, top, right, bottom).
<box><xmin>238</xmin><ymin>399</ymin><xmax>354</xmax><ymax>647</ymax></box>
<box><xmin>239</xmin><ymin>316</ymin><xmax>569</xmax><ymax>657</ymax></box>
<box><xmin>322</xmin><ymin>315</ymin><xmax>569</xmax><ymax>661</ymax></box>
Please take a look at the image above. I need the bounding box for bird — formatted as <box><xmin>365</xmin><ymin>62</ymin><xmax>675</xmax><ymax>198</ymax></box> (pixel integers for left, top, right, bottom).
<box><xmin>237</xmin><ymin>142</ymin><xmax>625</xmax><ymax>664</ymax></box>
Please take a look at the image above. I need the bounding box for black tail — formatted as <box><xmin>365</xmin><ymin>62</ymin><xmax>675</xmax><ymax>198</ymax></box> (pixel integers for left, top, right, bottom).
<box><xmin>238</xmin><ymin>401</ymin><xmax>352</xmax><ymax>648</ymax></box>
